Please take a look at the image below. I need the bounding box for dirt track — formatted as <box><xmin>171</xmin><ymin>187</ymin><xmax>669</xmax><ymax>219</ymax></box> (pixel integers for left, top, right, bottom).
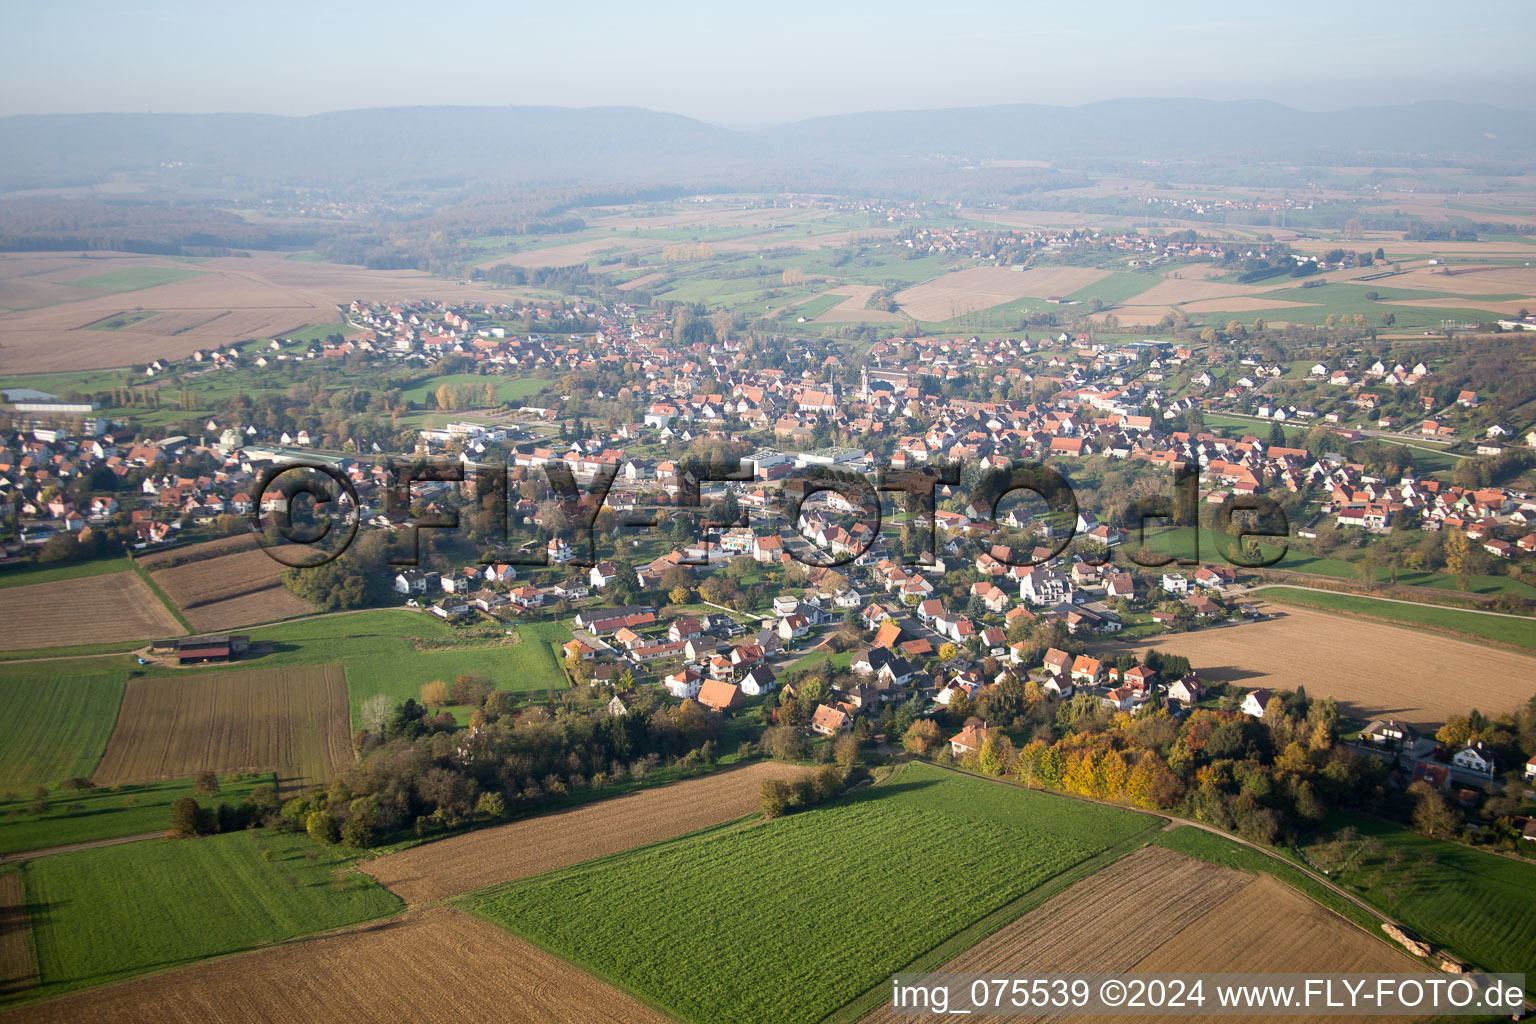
<box><xmin>363</xmin><ymin>760</ymin><xmax>808</xmax><ymax>905</ymax></box>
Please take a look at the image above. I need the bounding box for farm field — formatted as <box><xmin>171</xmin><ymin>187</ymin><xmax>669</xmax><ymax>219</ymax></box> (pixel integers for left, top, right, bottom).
<box><xmin>808</xmin><ymin>285</ymin><xmax>904</xmax><ymax>323</ymax></box>
<box><xmin>467</xmin><ymin>762</ymin><xmax>1158</xmax><ymax>1024</ymax></box>
<box><xmin>241</xmin><ymin>611</ymin><xmax>570</xmax><ymax>725</ymax></box>
<box><xmin>69</xmin><ymin>267</ymin><xmax>207</xmax><ymax>293</ymax></box>
<box><xmin>90</xmin><ymin>664</ymin><xmax>351</xmax><ymax>791</ymax></box>
<box><xmin>893</xmin><ymin>266</ymin><xmax>1108</xmax><ymax>321</ymax></box>
<box><xmin>856</xmin><ymin>845</ymin><xmax>1420</xmax><ymax>1024</ymax></box>
<box><xmin>2</xmin><ymin>906</ymin><xmax>670</xmax><ymax>1024</ymax></box>
<box><xmin>0</xmin><ymin>558</ymin><xmax>130</xmax><ymax>591</ymax></box>
<box><xmin>10</xmin><ymin>829</ymin><xmax>401</xmax><ymax>1003</ymax></box>
<box><xmin>1303</xmin><ymin>816</ymin><xmax>1536</xmax><ymax>982</ymax></box>
<box><xmin>0</xmin><ymin>673</ymin><xmax>127</xmax><ymax>789</ymax></box>
<box><xmin>364</xmin><ymin>760</ymin><xmax>812</xmax><ymax>905</ymax></box>
<box><xmin>0</xmin><ymin>774</ymin><xmax>272</xmax><ymax>857</ymax></box>
<box><xmin>1258</xmin><ymin>586</ymin><xmax>1536</xmax><ymax>651</ymax></box>
<box><xmin>0</xmin><ymin>251</ymin><xmax>527</xmax><ymax>374</ymax></box>
<box><xmin>1098</xmin><ymin>603</ymin><xmax>1536</xmax><ymax>727</ymax></box>
<box><xmin>149</xmin><ymin>544</ymin><xmax>317</xmax><ymax>631</ymax></box>
<box><xmin>0</xmin><ymin>573</ymin><xmax>183</xmax><ymax>652</ymax></box>
<box><xmin>0</xmin><ymin>873</ymin><xmax>34</xmax><ymax>996</ymax></box>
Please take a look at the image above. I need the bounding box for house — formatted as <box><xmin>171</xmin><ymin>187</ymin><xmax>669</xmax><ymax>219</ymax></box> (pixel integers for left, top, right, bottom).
<box><xmin>810</xmin><ymin>704</ymin><xmax>851</xmax><ymax>735</ymax></box>
<box><xmin>877</xmin><ymin>657</ymin><xmax>917</xmax><ymax>688</ymax></box>
<box><xmin>1525</xmin><ymin>755</ymin><xmax>1536</xmax><ymax>783</ymax></box>
<box><xmin>663</xmin><ymin>668</ymin><xmax>702</xmax><ymax>700</ymax></box>
<box><xmin>1161</xmin><ymin>573</ymin><xmax>1190</xmax><ymax>594</ymax></box>
<box><xmin>778</xmin><ymin>613</ymin><xmax>811</xmax><ymax>640</ymax></box>
<box><xmin>1360</xmin><ymin>719</ymin><xmax>1417</xmax><ymax>749</ymax></box>
<box><xmin>509</xmin><ymin>585</ymin><xmax>543</xmax><ymax>609</ymax></box>
<box><xmin>1240</xmin><ymin>688</ymin><xmax>1271</xmax><ymax>718</ymax></box>
<box><xmin>1166</xmin><ymin>675</ymin><xmax>1203</xmax><ymax>704</ymax></box>
<box><xmin>393</xmin><ymin>569</ymin><xmax>439</xmax><ymax>595</ymax></box>
<box><xmin>1453</xmin><ymin>741</ymin><xmax>1496</xmax><ymax>776</ymax></box>
<box><xmin>739</xmin><ymin>664</ymin><xmax>777</xmax><ymax>697</ymax></box>
<box><xmin>949</xmin><ymin>722</ymin><xmax>988</xmax><ymax>758</ymax></box>
<box><xmin>589</xmin><ymin>561</ymin><xmax>620</xmax><ymax>588</ymax></box>
<box><xmin>1410</xmin><ymin>761</ymin><xmax>1452</xmax><ymax>793</ymax></box>
<box><xmin>753</xmin><ymin>534</ymin><xmax>785</xmax><ymax>564</ymax></box>
<box><xmin>697</xmin><ymin>679</ymin><xmax>744</xmax><ymax>712</ymax></box>
<box><xmin>1042</xmin><ymin>647</ymin><xmax>1072</xmax><ymax>677</ymax></box>
<box><xmin>668</xmin><ymin>617</ymin><xmax>705</xmax><ymax>643</ymax></box>
<box><xmin>1069</xmin><ymin>654</ymin><xmax>1102</xmax><ymax>685</ymax></box>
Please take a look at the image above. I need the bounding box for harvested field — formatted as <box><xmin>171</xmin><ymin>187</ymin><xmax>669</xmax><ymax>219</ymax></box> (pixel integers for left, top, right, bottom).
<box><xmin>3</xmin><ymin>907</ymin><xmax>669</xmax><ymax>1024</ymax></box>
<box><xmin>0</xmin><ymin>873</ymin><xmax>35</xmax><ymax>996</ymax></box>
<box><xmin>135</xmin><ymin>534</ymin><xmax>259</xmax><ymax>571</ymax></box>
<box><xmin>152</xmin><ymin>547</ymin><xmax>293</xmax><ymax>608</ymax></box>
<box><xmin>0</xmin><ymin>252</ymin><xmax>526</xmax><ymax>373</ymax></box>
<box><xmin>858</xmin><ymin>846</ymin><xmax>1421</xmax><ymax>1024</ymax></box>
<box><xmin>615</xmin><ymin>270</ymin><xmax>663</xmax><ymax>290</ymax></box>
<box><xmin>181</xmin><ymin>589</ymin><xmax>315</xmax><ymax>631</ymax></box>
<box><xmin>91</xmin><ymin>663</ymin><xmax>351</xmax><ymax>790</ymax></box>
<box><xmin>811</xmin><ymin>285</ymin><xmax>906</xmax><ymax>323</ymax></box>
<box><xmin>144</xmin><ymin>537</ymin><xmax>317</xmax><ymax>630</ymax></box>
<box><xmin>1126</xmin><ymin>875</ymin><xmax>1425</xmax><ymax>1023</ymax></box>
<box><xmin>1095</xmin><ymin>604</ymin><xmax>1536</xmax><ymax>727</ymax></box>
<box><xmin>364</xmin><ymin>760</ymin><xmax>809</xmax><ymax>905</ymax></box>
<box><xmin>894</xmin><ymin>267</ymin><xmax>1106</xmax><ymax>321</ymax></box>
<box><xmin>0</xmin><ymin>573</ymin><xmax>182</xmax><ymax>651</ymax></box>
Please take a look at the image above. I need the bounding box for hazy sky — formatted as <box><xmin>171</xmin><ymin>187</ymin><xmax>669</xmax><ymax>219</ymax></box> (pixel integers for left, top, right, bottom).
<box><xmin>5</xmin><ymin>0</ymin><xmax>1532</xmax><ymax>123</ymax></box>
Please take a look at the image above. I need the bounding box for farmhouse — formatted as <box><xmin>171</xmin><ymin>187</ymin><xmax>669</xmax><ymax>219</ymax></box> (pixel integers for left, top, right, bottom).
<box><xmin>172</xmin><ymin>634</ymin><xmax>250</xmax><ymax>664</ymax></box>
<box><xmin>949</xmin><ymin>722</ymin><xmax>988</xmax><ymax>758</ymax></box>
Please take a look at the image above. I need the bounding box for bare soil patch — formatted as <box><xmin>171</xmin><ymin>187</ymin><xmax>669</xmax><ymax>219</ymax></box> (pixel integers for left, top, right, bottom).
<box><xmin>0</xmin><ymin>573</ymin><xmax>183</xmax><ymax>651</ymax></box>
<box><xmin>3</xmin><ymin>906</ymin><xmax>671</xmax><ymax>1024</ymax></box>
<box><xmin>364</xmin><ymin>760</ymin><xmax>810</xmax><ymax>905</ymax></box>
<box><xmin>860</xmin><ymin>846</ymin><xmax>1421</xmax><ymax>1024</ymax></box>
<box><xmin>1097</xmin><ymin>604</ymin><xmax>1536</xmax><ymax>727</ymax></box>
<box><xmin>0</xmin><ymin>252</ymin><xmax>529</xmax><ymax>373</ymax></box>
<box><xmin>149</xmin><ymin>546</ymin><xmax>317</xmax><ymax>631</ymax></box>
<box><xmin>894</xmin><ymin>267</ymin><xmax>1107</xmax><ymax>321</ymax></box>
<box><xmin>91</xmin><ymin>663</ymin><xmax>351</xmax><ymax>790</ymax></box>
<box><xmin>811</xmin><ymin>286</ymin><xmax>905</xmax><ymax>323</ymax></box>
<box><xmin>0</xmin><ymin>873</ymin><xmax>35</xmax><ymax>996</ymax></box>
<box><xmin>1178</xmin><ymin>297</ymin><xmax>1316</xmax><ymax>313</ymax></box>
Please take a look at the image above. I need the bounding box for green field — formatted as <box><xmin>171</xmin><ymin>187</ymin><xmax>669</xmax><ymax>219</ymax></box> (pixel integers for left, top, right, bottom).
<box><xmin>1066</xmin><ymin>271</ymin><xmax>1159</xmax><ymax>306</ymax></box>
<box><xmin>14</xmin><ymin>829</ymin><xmax>401</xmax><ymax>1001</ymax></box>
<box><xmin>0</xmin><ymin>773</ymin><xmax>272</xmax><ymax>856</ymax></box>
<box><xmin>69</xmin><ymin>267</ymin><xmax>206</xmax><ymax>293</ymax></box>
<box><xmin>0</xmin><ymin>673</ymin><xmax>127</xmax><ymax>789</ymax></box>
<box><xmin>1259</xmin><ymin>587</ymin><xmax>1536</xmax><ymax>651</ymax></box>
<box><xmin>468</xmin><ymin>762</ymin><xmax>1157</xmax><ymax>1024</ymax></box>
<box><xmin>1302</xmin><ymin>816</ymin><xmax>1536</xmax><ymax>984</ymax></box>
<box><xmin>84</xmin><ymin>310</ymin><xmax>160</xmax><ymax>331</ymax></box>
<box><xmin>240</xmin><ymin>610</ymin><xmax>570</xmax><ymax>724</ymax></box>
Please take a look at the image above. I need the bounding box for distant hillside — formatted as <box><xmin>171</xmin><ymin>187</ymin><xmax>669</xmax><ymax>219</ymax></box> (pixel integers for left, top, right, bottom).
<box><xmin>1</xmin><ymin>99</ymin><xmax>1532</xmax><ymax>192</ymax></box>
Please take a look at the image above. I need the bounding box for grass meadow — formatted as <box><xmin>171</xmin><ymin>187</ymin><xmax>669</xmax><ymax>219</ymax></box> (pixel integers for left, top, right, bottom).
<box><xmin>1300</xmin><ymin>816</ymin><xmax>1536</xmax><ymax>984</ymax></box>
<box><xmin>13</xmin><ymin>829</ymin><xmax>401</xmax><ymax>1002</ymax></box>
<box><xmin>0</xmin><ymin>773</ymin><xmax>273</xmax><ymax>855</ymax></box>
<box><xmin>1259</xmin><ymin>586</ymin><xmax>1536</xmax><ymax>650</ymax></box>
<box><xmin>70</xmin><ymin>267</ymin><xmax>205</xmax><ymax>293</ymax></box>
<box><xmin>0</xmin><ymin>673</ymin><xmax>127</xmax><ymax>789</ymax></box>
<box><xmin>468</xmin><ymin>762</ymin><xmax>1158</xmax><ymax>1024</ymax></box>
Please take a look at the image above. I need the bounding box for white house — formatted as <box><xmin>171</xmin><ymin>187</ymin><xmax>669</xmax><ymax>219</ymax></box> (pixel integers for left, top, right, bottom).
<box><xmin>1240</xmin><ymin>688</ymin><xmax>1271</xmax><ymax>718</ymax></box>
<box><xmin>1453</xmin><ymin>742</ymin><xmax>1496</xmax><ymax>776</ymax></box>
<box><xmin>1161</xmin><ymin>573</ymin><xmax>1190</xmax><ymax>595</ymax></box>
